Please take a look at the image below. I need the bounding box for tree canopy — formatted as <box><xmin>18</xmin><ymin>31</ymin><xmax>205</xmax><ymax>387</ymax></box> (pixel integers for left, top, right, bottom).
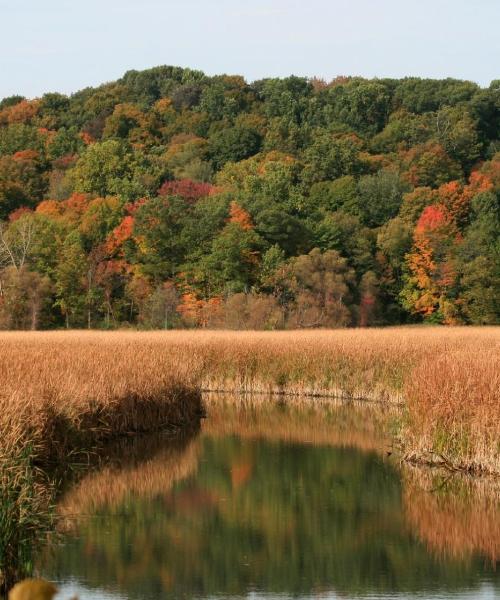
<box><xmin>0</xmin><ymin>66</ymin><xmax>498</xmax><ymax>328</ymax></box>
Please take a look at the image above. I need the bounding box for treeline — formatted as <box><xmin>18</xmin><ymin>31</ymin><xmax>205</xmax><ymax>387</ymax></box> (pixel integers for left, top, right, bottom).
<box><xmin>0</xmin><ymin>66</ymin><xmax>498</xmax><ymax>329</ymax></box>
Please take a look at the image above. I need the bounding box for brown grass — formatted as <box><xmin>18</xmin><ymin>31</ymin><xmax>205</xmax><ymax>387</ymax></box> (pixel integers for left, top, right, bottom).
<box><xmin>0</xmin><ymin>326</ymin><xmax>498</xmax><ymax>473</ymax></box>
<box><xmin>404</xmin><ymin>348</ymin><xmax>500</xmax><ymax>474</ymax></box>
<box><xmin>403</xmin><ymin>466</ymin><xmax>500</xmax><ymax>563</ymax></box>
<box><xmin>0</xmin><ymin>332</ymin><xmax>203</xmax><ymax>465</ymax></box>
<box><xmin>0</xmin><ymin>332</ymin><xmax>204</xmax><ymax>592</ymax></box>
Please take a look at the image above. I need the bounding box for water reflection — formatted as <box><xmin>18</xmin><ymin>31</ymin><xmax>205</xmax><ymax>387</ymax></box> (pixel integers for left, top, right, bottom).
<box><xmin>403</xmin><ymin>467</ymin><xmax>500</xmax><ymax>563</ymax></box>
<box><xmin>36</xmin><ymin>398</ymin><xmax>499</xmax><ymax>600</ymax></box>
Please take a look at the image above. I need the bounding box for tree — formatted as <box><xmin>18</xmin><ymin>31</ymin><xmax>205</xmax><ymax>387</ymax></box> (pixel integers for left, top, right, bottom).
<box><xmin>358</xmin><ymin>271</ymin><xmax>380</xmax><ymax>327</ymax></box>
<box><xmin>0</xmin><ymin>266</ymin><xmax>51</xmax><ymax>330</ymax></box>
<box><xmin>301</xmin><ymin>133</ymin><xmax>362</xmax><ymax>185</ymax></box>
<box><xmin>220</xmin><ymin>293</ymin><xmax>283</xmax><ymax>330</ymax></box>
<box><xmin>402</xmin><ymin>143</ymin><xmax>462</xmax><ymax>188</ymax></box>
<box><xmin>195</xmin><ymin>223</ymin><xmax>263</xmax><ymax>296</ymax></box>
<box><xmin>164</xmin><ymin>134</ymin><xmax>212</xmax><ymax>182</ymax></box>
<box><xmin>393</xmin><ymin>78</ymin><xmax>478</xmax><ymax>114</ymax></box>
<box><xmin>54</xmin><ymin>232</ymin><xmax>88</xmax><ymax>327</ymax></box>
<box><xmin>326</xmin><ymin>80</ymin><xmax>391</xmax><ymax>135</ymax></box>
<box><xmin>400</xmin><ymin>205</ymin><xmax>460</xmax><ymax>323</ymax></box>
<box><xmin>158</xmin><ymin>179</ymin><xmax>214</xmax><ymax>204</ymax></box>
<box><xmin>0</xmin><ymin>66</ymin><xmax>497</xmax><ymax>328</ymax></box>
<box><xmin>79</xmin><ymin>196</ymin><xmax>123</xmax><ymax>247</ymax></box>
<box><xmin>434</xmin><ymin>106</ymin><xmax>482</xmax><ymax>170</ymax></box>
<box><xmin>313</xmin><ymin>211</ymin><xmax>375</xmax><ymax>274</ymax></box>
<box><xmin>255</xmin><ymin>208</ymin><xmax>310</xmax><ymax>256</ymax></box>
<box><xmin>103</xmin><ymin>103</ymin><xmax>147</xmax><ymax>143</ymax></box>
<box><xmin>139</xmin><ymin>281</ymin><xmax>181</xmax><ymax>329</ymax></box>
<box><xmin>306</xmin><ymin>176</ymin><xmax>358</xmax><ymax>215</ymax></box>
<box><xmin>377</xmin><ymin>217</ymin><xmax>413</xmax><ymax>274</ymax></box>
<box><xmin>281</xmin><ymin>248</ymin><xmax>355</xmax><ymax>328</ymax></box>
<box><xmin>133</xmin><ymin>196</ymin><xmax>187</xmax><ymax>280</ymax></box>
<box><xmin>456</xmin><ymin>191</ymin><xmax>500</xmax><ymax>324</ymax></box>
<box><xmin>72</xmin><ymin>140</ymin><xmax>143</xmax><ymax>199</ymax></box>
<box><xmin>209</xmin><ymin>126</ymin><xmax>262</xmax><ymax>170</ymax></box>
<box><xmin>357</xmin><ymin>169</ymin><xmax>409</xmax><ymax>227</ymax></box>
<box><xmin>399</xmin><ymin>187</ymin><xmax>434</xmax><ymax>224</ymax></box>
<box><xmin>0</xmin><ymin>214</ymin><xmax>37</xmax><ymax>271</ymax></box>
<box><xmin>0</xmin><ymin>151</ymin><xmax>48</xmax><ymax>217</ymax></box>
<box><xmin>371</xmin><ymin>110</ymin><xmax>431</xmax><ymax>152</ymax></box>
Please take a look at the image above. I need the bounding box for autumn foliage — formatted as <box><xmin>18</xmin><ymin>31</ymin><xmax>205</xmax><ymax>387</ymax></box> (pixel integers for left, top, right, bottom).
<box><xmin>0</xmin><ymin>67</ymin><xmax>498</xmax><ymax>328</ymax></box>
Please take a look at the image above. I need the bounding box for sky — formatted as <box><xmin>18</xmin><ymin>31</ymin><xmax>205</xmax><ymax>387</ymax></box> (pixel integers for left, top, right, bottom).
<box><xmin>0</xmin><ymin>0</ymin><xmax>499</xmax><ymax>99</ymax></box>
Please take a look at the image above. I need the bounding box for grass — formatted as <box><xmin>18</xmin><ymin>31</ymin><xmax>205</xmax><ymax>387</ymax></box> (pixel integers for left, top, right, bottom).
<box><xmin>0</xmin><ymin>332</ymin><xmax>203</xmax><ymax>465</ymax></box>
<box><xmin>0</xmin><ymin>327</ymin><xmax>498</xmax><ymax>473</ymax></box>
<box><xmin>403</xmin><ymin>348</ymin><xmax>500</xmax><ymax>474</ymax></box>
<box><xmin>0</xmin><ymin>446</ymin><xmax>53</xmax><ymax>594</ymax></box>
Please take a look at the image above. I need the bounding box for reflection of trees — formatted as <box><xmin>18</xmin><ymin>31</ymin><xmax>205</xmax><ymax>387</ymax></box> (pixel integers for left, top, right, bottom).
<box><xmin>403</xmin><ymin>466</ymin><xmax>500</xmax><ymax>563</ymax></box>
<box><xmin>37</xmin><ymin>403</ymin><xmax>500</xmax><ymax>599</ymax></box>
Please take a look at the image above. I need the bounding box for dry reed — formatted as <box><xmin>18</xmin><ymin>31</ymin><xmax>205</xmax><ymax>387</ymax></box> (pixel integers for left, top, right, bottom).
<box><xmin>0</xmin><ymin>332</ymin><xmax>203</xmax><ymax>465</ymax></box>
<box><xmin>0</xmin><ymin>326</ymin><xmax>498</xmax><ymax>474</ymax></box>
<box><xmin>404</xmin><ymin>348</ymin><xmax>500</xmax><ymax>474</ymax></box>
<box><xmin>0</xmin><ymin>332</ymin><xmax>203</xmax><ymax>593</ymax></box>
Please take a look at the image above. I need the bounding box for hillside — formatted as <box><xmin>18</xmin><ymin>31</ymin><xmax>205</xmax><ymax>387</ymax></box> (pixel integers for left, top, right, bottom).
<box><xmin>0</xmin><ymin>66</ymin><xmax>498</xmax><ymax>328</ymax></box>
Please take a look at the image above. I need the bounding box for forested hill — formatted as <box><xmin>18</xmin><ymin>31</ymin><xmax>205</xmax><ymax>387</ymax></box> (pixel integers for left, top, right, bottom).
<box><xmin>0</xmin><ymin>66</ymin><xmax>498</xmax><ymax>329</ymax></box>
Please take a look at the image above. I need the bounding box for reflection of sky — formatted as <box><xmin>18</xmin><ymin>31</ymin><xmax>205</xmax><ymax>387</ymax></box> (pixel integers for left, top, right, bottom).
<box><xmin>54</xmin><ymin>582</ymin><xmax>500</xmax><ymax>600</ymax></box>
<box><xmin>55</xmin><ymin>580</ymin><xmax>127</xmax><ymax>600</ymax></box>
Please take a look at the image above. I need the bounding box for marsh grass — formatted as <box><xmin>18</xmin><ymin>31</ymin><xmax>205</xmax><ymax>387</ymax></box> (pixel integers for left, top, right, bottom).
<box><xmin>1</xmin><ymin>328</ymin><xmax>499</xmax><ymax>474</ymax></box>
<box><xmin>0</xmin><ymin>447</ymin><xmax>53</xmax><ymax>595</ymax></box>
<box><xmin>403</xmin><ymin>348</ymin><xmax>500</xmax><ymax>474</ymax></box>
<box><xmin>0</xmin><ymin>332</ymin><xmax>203</xmax><ymax>464</ymax></box>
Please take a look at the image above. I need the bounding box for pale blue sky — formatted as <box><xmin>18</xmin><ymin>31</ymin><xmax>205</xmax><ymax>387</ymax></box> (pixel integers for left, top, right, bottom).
<box><xmin>0</xmin><ymin>0</ymin><xmax>498</xmax><ymax>99</ymax></box>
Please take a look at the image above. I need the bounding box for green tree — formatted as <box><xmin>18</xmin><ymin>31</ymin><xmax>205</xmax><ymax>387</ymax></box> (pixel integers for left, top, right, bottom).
<box><xmin>54</xmin><ymin>232</ymin><xmax>88</xmax><ymax>327</ymax></box>
<box><xmin>306</xmin><ymin>176</ymin><xmax>359</xmax><ymax>215</ymax></box>
<box><xmin>209</xmin><ymin>126</ymin><xmax>262</xmax><ymax>170</ymax></box>
<box><xmin>457</xmin><ymin>191</ymin><xmax>500</xmax><ymax>323</ymax></box>
<box><xmin>301</xmin><ymin>134</ymin><xmax>361</xmax><ymax>186</ymax></box>
<box><xmin>357</xmin><ymin>169</ymin><xmax>410</xmax><ymax>227</ymax></box>
<box><xmin>72</xmin><ymin>140</ymin><xmax>145</xmax><ymax>199</ymax></box>
<box><xmin>195</xmin><ymin>223</ymin><xmax>263</xmax><ymax>295</ymax></box>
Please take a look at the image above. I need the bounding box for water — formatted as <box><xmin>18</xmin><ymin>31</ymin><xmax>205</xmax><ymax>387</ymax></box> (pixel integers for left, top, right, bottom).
<box><xmin>36</xmin><ymin>399</ymin><xmax>500</xmax><ymax>600</ymax></box>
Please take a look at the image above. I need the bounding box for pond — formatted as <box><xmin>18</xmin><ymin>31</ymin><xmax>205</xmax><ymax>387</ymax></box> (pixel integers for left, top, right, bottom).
<box><xmin>36</xmin><ymin>398</ymin><xmax>499</xmax><ymax>600</ymax></box>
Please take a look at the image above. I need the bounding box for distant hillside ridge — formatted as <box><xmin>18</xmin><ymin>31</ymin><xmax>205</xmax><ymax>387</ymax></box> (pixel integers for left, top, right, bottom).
<box><xmin>0</xmin><ymin>66</ymin><xmax>498</xmax><ymax>328</ymax></box>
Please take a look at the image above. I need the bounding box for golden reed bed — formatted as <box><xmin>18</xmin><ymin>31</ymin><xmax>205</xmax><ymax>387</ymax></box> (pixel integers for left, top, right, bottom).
<box><xmin>0</xmin><ymin>332</ymin><xmax>203</xmax><ymax>464</ymax></box>
<box><xmin>0</xmin><ymin>326</ymin><xmax>499</xmax><ymax>472</ymax></box>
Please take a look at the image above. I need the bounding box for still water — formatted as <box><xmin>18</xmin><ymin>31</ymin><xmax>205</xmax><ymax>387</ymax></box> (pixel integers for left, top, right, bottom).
<box><xmin>36</xmin><ymin>399</ymin><xmax>500</xmax><ymax>600</ymax></box>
